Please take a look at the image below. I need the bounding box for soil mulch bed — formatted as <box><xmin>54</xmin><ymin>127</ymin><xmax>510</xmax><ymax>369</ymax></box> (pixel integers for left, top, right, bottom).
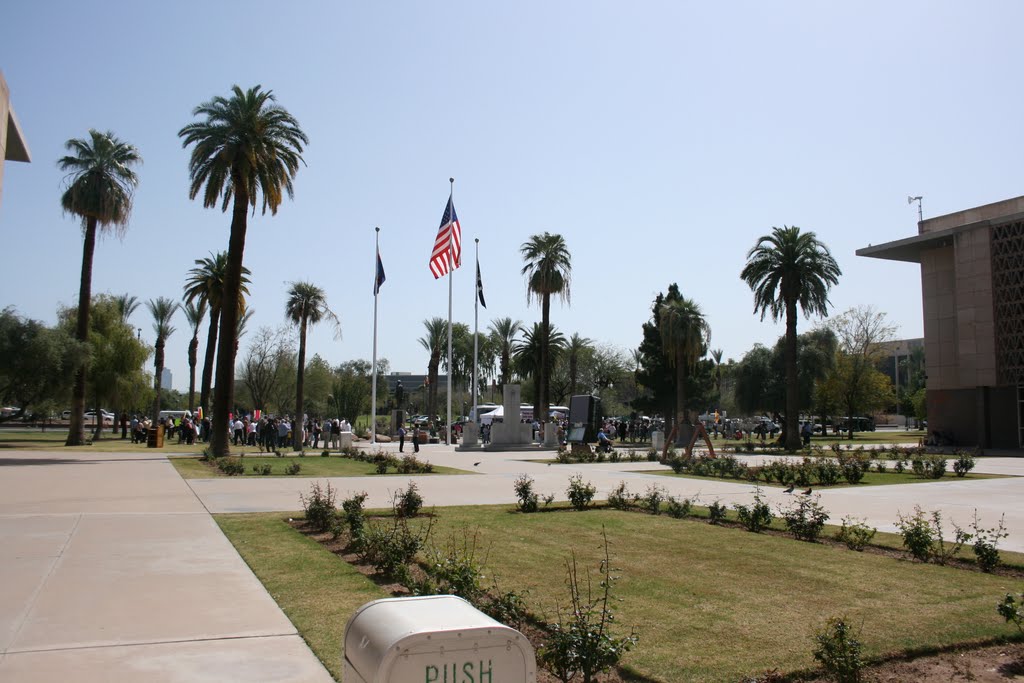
<box><xmin>798</xmin><ymin>641</ymin><xmax>1024</xmax><ymax>682</ymax></box>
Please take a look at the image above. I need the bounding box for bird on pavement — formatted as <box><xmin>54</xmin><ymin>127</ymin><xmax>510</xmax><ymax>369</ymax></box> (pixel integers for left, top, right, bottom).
<box><xmin>473</xmin><ymin>462</ymin><xmax>481</xmax><ymax>466</ymax></box>
<box><xmin>783</xmin><ymin>484</ymin><xmax>795</xmax><ymax>493</ymax></box>
<box><xmin>801</xmin><ymin>487</ymin><xmax>812</xmax><ymax>495</ymax></box>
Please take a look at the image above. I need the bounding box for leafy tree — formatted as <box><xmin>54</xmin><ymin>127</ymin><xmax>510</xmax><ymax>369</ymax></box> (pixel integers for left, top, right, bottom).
<box><xmin>182</xmin><ymin>300</ymin><xmax>208</xmax><ymax>412</ymax></box>
<box><xmin>741</xmin><ymin>225</ymin><xmax>841</xmax><ymax>450</ymax></box>
<box><xmin>0</xmin><ymin>308</ymin><xmax>84</xmax><ymax>421</ymax></box>
<box><xmin>236</xmin><ymin>326</ymin><xmax>296</xmax><ymax>415</ymax></box>
<box><xmin>146</xmin><ymin>297</ymin><xmax>179</xmax><ymax>419</ymax></box>
<box><xmin>182</xmin><ymin>251</ymin><xmax>251</xmax><ymax>417</ymax></box>
<box><xmin>419</xmin><ymin>317</ymin><xmax>448</xmax><ymax>419</ymax></box>
<box><xmin>732</xmin><ymin>329</ymin><xmax>837</xmax><ymax>417</ymax></box>
<box><xmin>488</xmin><ymin>317</ymin><xmax>523</xmax><ymax>388</ymax></box>
<box><xmin>58</xmin><ymin>129</ymin><xmax>142</xmax><ymax>445</ymax></box>
<box><xmin>285</xmin><ymin>281</ymin><xmax>339</xmax><ymax>449</ymax></box>
<box><xmin>634</xmin><ymin>285</ymin><xmax>681</xmax><ymax>419</ymax></box>
<box><xmin>566</xmin><ymin>333</ymin><xmax>593</xmax><ymax>398</ymax></box>
<box><xmin>301</xmin><ymin>354</ymin><xmax>335</xmax><ymax>418</ymax></box>
<box><xmin>659</xmin><ymin>297</ymin><xmax>711</xmax><ymax>441</ymax></box>
<box><xmin>329</xmin><ymin>360</ymin><xmax>374</xmax><ymax>424</ymax></box>
<box><xmin>521</xmin><ymin>232</ymin><xmax>572</xmax><ymax>431</ymax></box>
<box><xmin>179</xmin><ymin>84</ymin><xmax>308</xmax><ymax>456</ymax></box>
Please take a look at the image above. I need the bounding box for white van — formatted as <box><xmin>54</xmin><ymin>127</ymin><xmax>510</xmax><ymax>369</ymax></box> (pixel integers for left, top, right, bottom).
<box><xmin>158</xmin><ymin>410</ymin><xmax>190</xmax><ymax>424</ymax></box>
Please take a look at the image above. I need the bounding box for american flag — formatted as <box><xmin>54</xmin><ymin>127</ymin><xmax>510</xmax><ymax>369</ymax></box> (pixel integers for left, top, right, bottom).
<box><xmin>429</xmin><ymin>194</ymin><xmax>461</xmax><ymax>279</ymax></box>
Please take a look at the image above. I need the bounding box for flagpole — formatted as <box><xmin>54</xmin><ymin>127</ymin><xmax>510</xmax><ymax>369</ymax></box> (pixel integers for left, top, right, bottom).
<box><xmin>472</xmin><ymin>238</ymin><xmax>479</xmax><ymax>429</ymax></box>
<box><xmin>371</xmin><ymin>226</ymin><xmax>380</xmax><ymax>446</ymax></box>
<box><xmin>446</xmin><ymin>178</ymin><xmax>454</xmax><ymax>445</ymax></box>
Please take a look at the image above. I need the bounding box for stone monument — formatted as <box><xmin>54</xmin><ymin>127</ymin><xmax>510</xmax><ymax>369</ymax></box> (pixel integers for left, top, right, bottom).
<box><xmin>488</xmin><ymin>384</ymin><xmax>532</xmax><ymax>446</ymax></box>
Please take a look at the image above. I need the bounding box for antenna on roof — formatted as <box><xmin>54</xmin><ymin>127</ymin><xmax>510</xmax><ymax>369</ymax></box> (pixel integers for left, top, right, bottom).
<box><xmin>907</xmin><ymin>195</ymin><xmax>923</xmax><ymax>222</ymax></box>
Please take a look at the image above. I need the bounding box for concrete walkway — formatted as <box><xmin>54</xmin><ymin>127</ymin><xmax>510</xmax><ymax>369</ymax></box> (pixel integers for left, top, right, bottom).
<box><xmin>189</xmin><ymin>443</ymin><xmax>1024</xmax><ymax>552</ymax></box>
<box><xmin>0</xmin><ymin>451</ymin><xmax>332</xmax><ymax>683</ymax></box>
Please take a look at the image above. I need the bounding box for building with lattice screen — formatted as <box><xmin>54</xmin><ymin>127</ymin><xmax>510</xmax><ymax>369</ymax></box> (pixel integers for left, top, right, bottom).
<box><xmin>858</xmin><ymin>196</ymin><xmax>1024</xmax><ymax>449</ymax></box>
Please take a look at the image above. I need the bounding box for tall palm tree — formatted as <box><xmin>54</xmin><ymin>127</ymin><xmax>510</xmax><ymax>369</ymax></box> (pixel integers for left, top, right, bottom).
<box><xmin>741</xmin><ymin>225</ymin><xmax>841</xmax><ymax>450</ymax></box>
<box><xmin>488</xmin><ymin>317</ymin><xmax>523</xmax><ymax>388</ymax></box>
<box><xmin>419</xmin><ymin>317</ymin><xmax>448</xmax><ymax>419</ymax></box>
<box><xmin>285</xmin><ymin>282</ymin><xmax>338</xmax><ymax>450</ymax></box>
<box><xmin>179</xmin><ymin>85</ymin><xmax>306</xmax><ymax>456</ymax></box>
<box><xmin>566</xmin><ymin>333</ymin><xmax>593</xmax><ymax>397</ymax></box>
<box><xmin>710</xmin><ymin>348</ymin><xmax>724</xmax><ymax>403</ymax></box>
<box><xmin>183</xmin><ymin>252</ymin><xmax>251</xmax><ymax>418</ymax></box>
<box><xmin>183</xmin><ymin>299</ymin><xmax>208</xmax><ymax>412</ymax></box>
<box><xmin>147</xmin><ymin>297</ymin><xmax>179</xmax><ymax>419</ymax></box>
<box><xmin>659</xmin><ymin>297</ymin><xmax>711</xmax><ymax>439</ymax></box>
<box><xmin>520</xmin><ymin>233</ymin><xmax>572</xmax><ymax>431</ymax></box>
<box><xmin>58</xmin><ymin>130</ymin><xmax>142</xmax><ymax>446</ymax></box>
<box><xmin>113</xmin><ymin>294</ymin><xmax>140</xmax><ymax>324</ymax></box>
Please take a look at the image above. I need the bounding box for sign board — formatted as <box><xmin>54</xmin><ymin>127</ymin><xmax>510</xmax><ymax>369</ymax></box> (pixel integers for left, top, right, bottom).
<box><xmin>343</xmin><ymin>595</ymin><xmax>536</xmax><ymax>683</ymax></box>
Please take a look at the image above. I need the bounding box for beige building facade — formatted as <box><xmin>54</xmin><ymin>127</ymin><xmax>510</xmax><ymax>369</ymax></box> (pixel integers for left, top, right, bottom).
<box><xmin>859</xmin><ymin>196</ymin><xmax>1024</xmax><ymax>448</ymax></box>
<box><xmin>0</xmin><ymin>69</ymin><xmax>31</xmax><ymax>207</ymax></box>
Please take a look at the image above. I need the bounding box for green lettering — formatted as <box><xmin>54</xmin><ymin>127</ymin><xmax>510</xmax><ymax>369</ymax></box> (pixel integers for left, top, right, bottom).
<box><xmin>425</xmin><ymin>664</ymin><xmax>438</xmax><ymax>683</ymax></box>
<box><xmin>479</xmin><ymin>659</ymin><xmax>493</xmax><ymax>683</ymax></box>
<box><xmin>463</xmin><ymin>661</ymin><xmax>475</xmax><ymax>683</ymax></box>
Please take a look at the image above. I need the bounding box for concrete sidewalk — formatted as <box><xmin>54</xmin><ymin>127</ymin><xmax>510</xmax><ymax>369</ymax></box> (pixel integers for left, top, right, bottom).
<box><xmin>0</xmin><ymin>450</ymin><xmax>332</xmax><ymax>683</ymax></box>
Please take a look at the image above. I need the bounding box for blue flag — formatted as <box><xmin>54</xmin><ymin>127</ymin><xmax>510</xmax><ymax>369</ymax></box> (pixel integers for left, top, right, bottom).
<box><xmin>374</xmin><ymin>249</ymin><xmax>386</xmax><ymax>295</ymax></box>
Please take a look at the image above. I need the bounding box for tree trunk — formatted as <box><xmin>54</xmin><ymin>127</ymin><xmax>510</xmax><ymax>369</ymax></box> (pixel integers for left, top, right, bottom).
<box><xmin>187</xmin><ymin>335</ymin><xmax>198</xmax><ymax>412</ymax></box>
<box><xmin>199</xmin><ymin>307</ymin><xmax>219</xmax><ymax>413</ymax></box>
<box><xmin>293</xmin><ymin>316</ymin><xmax>307</xmax><ymax>450</ymax></box>
<box><xmin>784</xmin><ymin>297</ymin><xmax>801</xmax><ymax>451</ymax></box>
<box><xmin>211</xmin><ymin>185</ymin><xmax>249</xmax><ymax>457</ymax></box>
<box><xmin>427</xmin><ymin>354</ymin><xmax>439</xmax><ymax>419</ymax></box>
<box><xmin>66</xmin><ymin>217</ymin><xmax>97</xmax><ymax>446</ymax></box>
<box><xmin>674</xmin><ymin>352</ymin><xmax>690</xmax><ymax>446</ymax></box>
<box><xmin>539</xmin><ymin>295</ymin><xmax>551</xmax><ymax>425</ymax></box>
<box><xmin>152</xmin><ymin>338</ymin><xmax>165</xmax><ymax>419</ymax></box>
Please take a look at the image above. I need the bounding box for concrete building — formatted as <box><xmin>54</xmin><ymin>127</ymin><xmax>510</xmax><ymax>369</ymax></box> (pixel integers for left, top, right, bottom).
<box><xmin>0</xmin><ymin>70</ymin><xmax>31</xmax><ymax>207</ymax></box>
<box><xmin>161</xmin><ymin>368</ymin><xmax>173</xmax><ymax>392</ymax></box>
<box><xmin>858</xmin><ymin>196</ymin><xmax>1024</xmax><ymax>449</ymax></box>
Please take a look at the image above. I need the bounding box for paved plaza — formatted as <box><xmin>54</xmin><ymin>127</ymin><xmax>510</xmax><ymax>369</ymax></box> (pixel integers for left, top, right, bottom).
<box><xmin>0</xmin><ymin>443</ymin><xmax>1022</xmax><ymax>681</ymax></box>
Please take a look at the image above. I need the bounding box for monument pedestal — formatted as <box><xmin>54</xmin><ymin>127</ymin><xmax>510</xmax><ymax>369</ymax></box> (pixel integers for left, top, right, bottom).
<box><xmin>456</xmin><ymin>422</ymin><xmax>481</xmax><ymax>450</ymax></box>
<box><xmin>488</xmin><ymin>384</ymin><xmax>534</xmax><ymax>448</ymax></box>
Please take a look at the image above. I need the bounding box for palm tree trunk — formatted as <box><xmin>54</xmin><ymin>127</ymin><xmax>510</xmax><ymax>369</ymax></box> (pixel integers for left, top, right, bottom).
<box><xmin>675</xmin><ymin>353</ymin><xmax>689</xmax><ymax>446</ymax></box>
<box><xmin>293</xmin><ymin>317</ymin><xmax>307</xmax><ymax>450</ymax></box>
<box><xmin>211</xmin><ymin>185</ymin><xmax>249</xmax><ymax>456</ymax></box>
<box><xmin>539</xmin><ymin>295</ymin><xmax>551</xmax><ymax>424</ymax></box>
<box><xmin>66</xmin><ymin>217</ymin><xmax>97</xmax><ymax>446</ymax></box>
<box><xmin>152</xmin><ymin>339</ymin><xmax>165</xmax><ymax>419</ymax></box>
<box><xmin>784</xmin><ymin>298</ymin><xmax>801</xmax><ymax>451</ymax></box>
<box><xmin>427</xmin><ymin>356</ymin><xmax>439</xmax><ymax>419</ymax></box>
<box><xmin>188</xmin><ymin>335</ymin><xmax>198</xmax><ymax>412</ymax></box>
<box><xmin>199</xmin><ymin>308</ymin><xmax>218</xmax><ymax>413</ymax></box>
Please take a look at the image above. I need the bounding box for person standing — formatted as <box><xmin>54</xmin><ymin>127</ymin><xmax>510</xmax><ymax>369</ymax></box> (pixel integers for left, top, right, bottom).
<box><xmin>412</xmin><ymin>425</ymin><xmax>420</xmax><ymax>453</ymax></box>
<box><xmin>397</xmin><ymin>424</ymin><xmax>406</xmax><ymax>453</ymax></box>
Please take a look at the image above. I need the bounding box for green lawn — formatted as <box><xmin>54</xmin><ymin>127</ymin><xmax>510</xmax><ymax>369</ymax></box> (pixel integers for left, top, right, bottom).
<box><xmin>170</xmin><ymin>454</ymin><xmax>470</xmax><ymax>478</ymax></box>
<box><xmin>216</xmin><ymin>505</ymin><xmax>1024</xmax><ymax>683</ymax></box>
<box><xmin>646</xmin><ymin>468</ymin><xmax>1007</xmax><ymax>488</ymax></box>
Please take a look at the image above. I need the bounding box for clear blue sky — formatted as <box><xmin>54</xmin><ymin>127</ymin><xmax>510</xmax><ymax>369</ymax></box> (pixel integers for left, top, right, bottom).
<box><xmin>3</xmin><ymin>1</ymin><xmax>1022</xmax><ymax>390</ymax></box>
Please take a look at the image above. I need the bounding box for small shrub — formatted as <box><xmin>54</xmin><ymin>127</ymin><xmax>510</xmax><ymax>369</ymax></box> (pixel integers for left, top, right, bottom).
<box><xmin>341</xmin><ymin>491</ymin><xmax>369</xmax><ymax>541</ymax></box>
<box><xmin>252</xmin><ymin>463</ymin><xmax>273</xmax><ymax>476</ymax></box>
<box><xmin>393</xmin><ymin>481</ymin><xmax>423</xmax><ymax>518</ymax></box>
<box><xmin>953</xmin><ymin>451</ymin><xmax>975</xmax><ymax>477</ymax></box>
<box><xmin>566</xmin><ymin>474</ymin><xmax>597</xmax><ymax>511</ymax></box>
<box><xmin>835</xmin><ymin>516</ymin><xmax>876</xmax><ymax>551</ymax></box>
<box><xmin>484</xmin><ymin>588</ymin><xmax>529</xmax><ymax>630</ymax></box>
<box><xmin>813</xmin><ymin>617</ymin><xmax>863</xmax><ymax>683</ymax></box>
<box><xmin>840</xmin><ymin>460</ymin><xmax>864</xmax><ymax>485</ymax></box>
<box><xmin>607</xmin><ymin>450</ymin><xmax>621</xmax><ymax>463</ymax></box>
<box><xmin>358</xmin><ymin>516</ymin><xmax>431</xmax><ymax>578</ymax></box>
<box><xmin>514</xmin><ymin>474</ymin><xmax>539</xmax><ymax>513</ymax></box>
<box><xmin>285</xmin><ymin>462</ymin><xmax>301</xmax><ymax>475</ymax></box>
<box><xmin>734</xmin><ymin>487</ymin><xmax>773</xmax><ymax>533</ymax></box>
<box><xmin>665</xmin><ymin>495</ymin><xmax>692</xmax><ymax>519</ymax></box>
<box><xmin>968</xmin><ymin>510</ymin><xmax>1008</xmax><ymax>572</ymax></box>
<box><xmin>299</xmin><ymin>481</ymin><xmax>338</xmax><ymax>532</ymax></box>
<box><xmin>817</xmin><ymin>458</ymin><xmax>843</xmax><ymax>486</ymax></box>
<box><xmin>874</xmin><ymin>460</ymin><xmax>887</xmax><ymax>474</ymax></box>
<box><xmin>998</xmin><ymin>592</ymin><xmax>1024</xmax><ymax>634</ymax></box>
<box><xmin>708</xmin><ymin>500</ymin><xmax>727</xmax><ymax>524</ymax></box>
<box><xmin>375</xmin><ymin>459</ymin><xmax>390</xmax><ymax>474</ymax></box>
<box><xmin>780</xmin><ymin>494</ymin><xmax>830</xmax><ymax>542</ymax></box>
<box><xmin>217</xmin><ymin>457</ymin><xmax>245</xmax><ymax>476</ymax></box>
<box><xmin>421</xmin><ymin>531</ymin><xmax>487</xmax><ymax>604</ymax></box>
<box><xmin>646</xmin><ymin>449</ymin><xmax>658</xmax><ymax>462</ymax></box>
<box><xmin>640</xmin><ymin>484</ymin><xmax>664</xmax><ymax>515</ymax></box>
<box><xmin>894</xmin><ymin>459</ymin><xmax>905</xmax><ymax>474</ymax></box>
<box><xmin>607</xmin><ymin>481</ymin><xmax>632</xmax><ymax>510</ymax></box>
<box><xmin>895</xmin><ymin>505</ymin><xmax>966</xmax><ymax>564</ymax></box>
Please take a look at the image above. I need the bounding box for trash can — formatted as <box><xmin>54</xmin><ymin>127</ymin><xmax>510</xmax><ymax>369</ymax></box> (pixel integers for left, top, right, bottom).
<box><xmin>343</xmin><ymin>595</ymin><xmax>536</xmax><ymax>683</ymax></box>
<box><xmin>147</xmin><ymin>425</ymin><xmax>165</xmax><ymax>448</ymax></box>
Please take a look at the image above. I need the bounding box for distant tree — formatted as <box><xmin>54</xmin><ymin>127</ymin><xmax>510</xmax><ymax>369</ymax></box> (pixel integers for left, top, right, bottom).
<box><xmin>419</xmin><ymin>318</ymin><xmax>448</xmax><ymax>419</ymax></box>
<box><xmin>488</xmin><ymin>317</ymin><xmax>524</xmax><ymax>388</ymax></box>
<box><xmin>58</xmin><ymin>129</ymin><xmax>142</xmax><ymax>446</ymax></box>
<box><xmin>284</xmin><ymin>281</ymin><xmax>339</xmax><ymax>449</ymax></box>
<box><xmin>329</xmin><ymin>360</ymin><xmax>374</xmax><ymax>424</ymax></box>
<box><xmin>513</xmin><ymin>322</ymin><xmax>566</xmax><ymax>419</ymax></box>
<box><xmin>566</xmin><ymin>333</ymin><xmax>594</xmax><ymax>397</ymax></box>
<box><xmin>182</xmin><ymin>300</ymin><xmax>208</xmax><ymax>412</ymax></box>
<box><xmin>634</xmin><ymin>285</ymin><xmax>681</xmax><ymax>419</ymax></box>
<box><xmin>521</xmin><ymin>232</ymin><xmax>572</xmax><ymax>430</ymax></box>
<box><xmin>146</xmin><ymin>297</ymin><xmax>179</xmax><ymax>419</ymax></box>
<box><xmin>741</xmin><ymin>225</ymin><xmax>841</xmax><ymax>450</ymax></box>
<box><xmin>658</xmin><ymin>297</ymin><xmax>711</xmax><ymax>441</ymax></box>
<box><xmin>179</xmin><ymin>84</ymin><xmax>308</xmax><ymax>456</ymax></box>
<box><xmin>112</xmin><ymin>294</ymin><xmax>140</xmax><ymax>324</ymax></box>
<box><xmin>0</xmin><ymin>308</ymin><xmax>84</xmax><ymax>421</ymax></box>
<box><xmin>237</xmin><ymin>326</ymin><xmax>296</xmax><ymax>416</ymax></box>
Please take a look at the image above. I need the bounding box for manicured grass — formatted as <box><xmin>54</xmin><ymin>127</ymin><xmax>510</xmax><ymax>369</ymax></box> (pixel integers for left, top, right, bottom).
<box><xmin>170</xmin><ymin>454</ymin><xmax>470</xmax><ymax>478</ymax></box>
<box><xmin>646</xmin><ymin>468</ymin><xmax>1008</xmax><ymax>488</ymax></box>
<box><xmin>0</xmin><ymin>429</ymin><xmax>211</xmax><ymax>453</ymax></box>
<box><xmin>216</xmin><ymin>505</ymin><xmax>1024</xmax><ymax>683</ymax></box>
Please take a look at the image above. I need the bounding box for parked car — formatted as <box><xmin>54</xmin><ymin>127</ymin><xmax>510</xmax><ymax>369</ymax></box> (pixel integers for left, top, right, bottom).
<box><xmin>82</xmin><ymin>409</ymin><xmax>115</xmax><ymax>425</ymax></box>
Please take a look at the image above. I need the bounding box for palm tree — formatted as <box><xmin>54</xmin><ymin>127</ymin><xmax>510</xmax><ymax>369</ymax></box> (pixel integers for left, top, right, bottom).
<box><xmin>513</xmin><ymin>323</ymin><xmax>566</xmax><ymax>421</ymax></box>
<box><xmin>179</xmin><ymin>85</ymin><xmax>306</xmax><ymax>456</ymax></box>
<box><xmin>566</xmin><ymin>333</ymin><xmax>593</xmax><ymax>397</ymax></box>
<box><xmin>183</xmin><ymin>252</ymin><xmax>251</xmax><ymax>419</ymax></box>
<box><xmin>710</xmin><ymin>348</ymin><xmax>724</xmax><ymax>402</ymax></box>
<box><xmin>113</xmin><ymin>294</ymin><xmax>140</xmax><ymax>324</ymax></box>
<box><xmin>183</xmin><ymin>299</ymin><xmax>208</xmax><ymax>412</ymax></box>
<box><xmin>488</xmin><ymin>317</ymin><xmax>523</xmax><ymax>388</ymax></box>
<box><xmin>741</xmin><ymin>225</ymin><xmax>841</xmax><ymax>450</ymax></box>
<box><xmin>659</xmin><ymin>297</ymin><xmax>711</xmax><ymax>440</ymax></box>
<box><xmin>419</xmin><ymin>318</ymin><xmax>448</xmax><ymax>420</ymax></box>
<box><xmin>58</xmin><ymin>130</ymin><xmax>142</xmax><ymax>446</ymax></box>
<box><xmin>520</xmin><ymin>233</ymin><xmax>572</xmax><ymax>432</ymax></box>
<box><xmin>285</xmin><ymin>282</ymin><xmax>338</xmax><ymax>450</ymax></box>
<box><xmin>147</xmin><ymin>297</ymin><xmax>179</xmax><ymax>419</ymax></box>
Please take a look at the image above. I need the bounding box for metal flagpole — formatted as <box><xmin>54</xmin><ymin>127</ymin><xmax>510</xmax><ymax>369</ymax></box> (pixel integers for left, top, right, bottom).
<box><xmin>446</xmin><ymin>178</ymin><xmax>454</xmax><ymax>445</ymax></box>
<box><xmin>371</xmin><ymin>226</ymin><xmax>380</xmax><ymax>446</ymax></box>
<box><xmin>472</xmin><ymin>238</ymin><xmax>479</xmax><ymax>428</ymax></box>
